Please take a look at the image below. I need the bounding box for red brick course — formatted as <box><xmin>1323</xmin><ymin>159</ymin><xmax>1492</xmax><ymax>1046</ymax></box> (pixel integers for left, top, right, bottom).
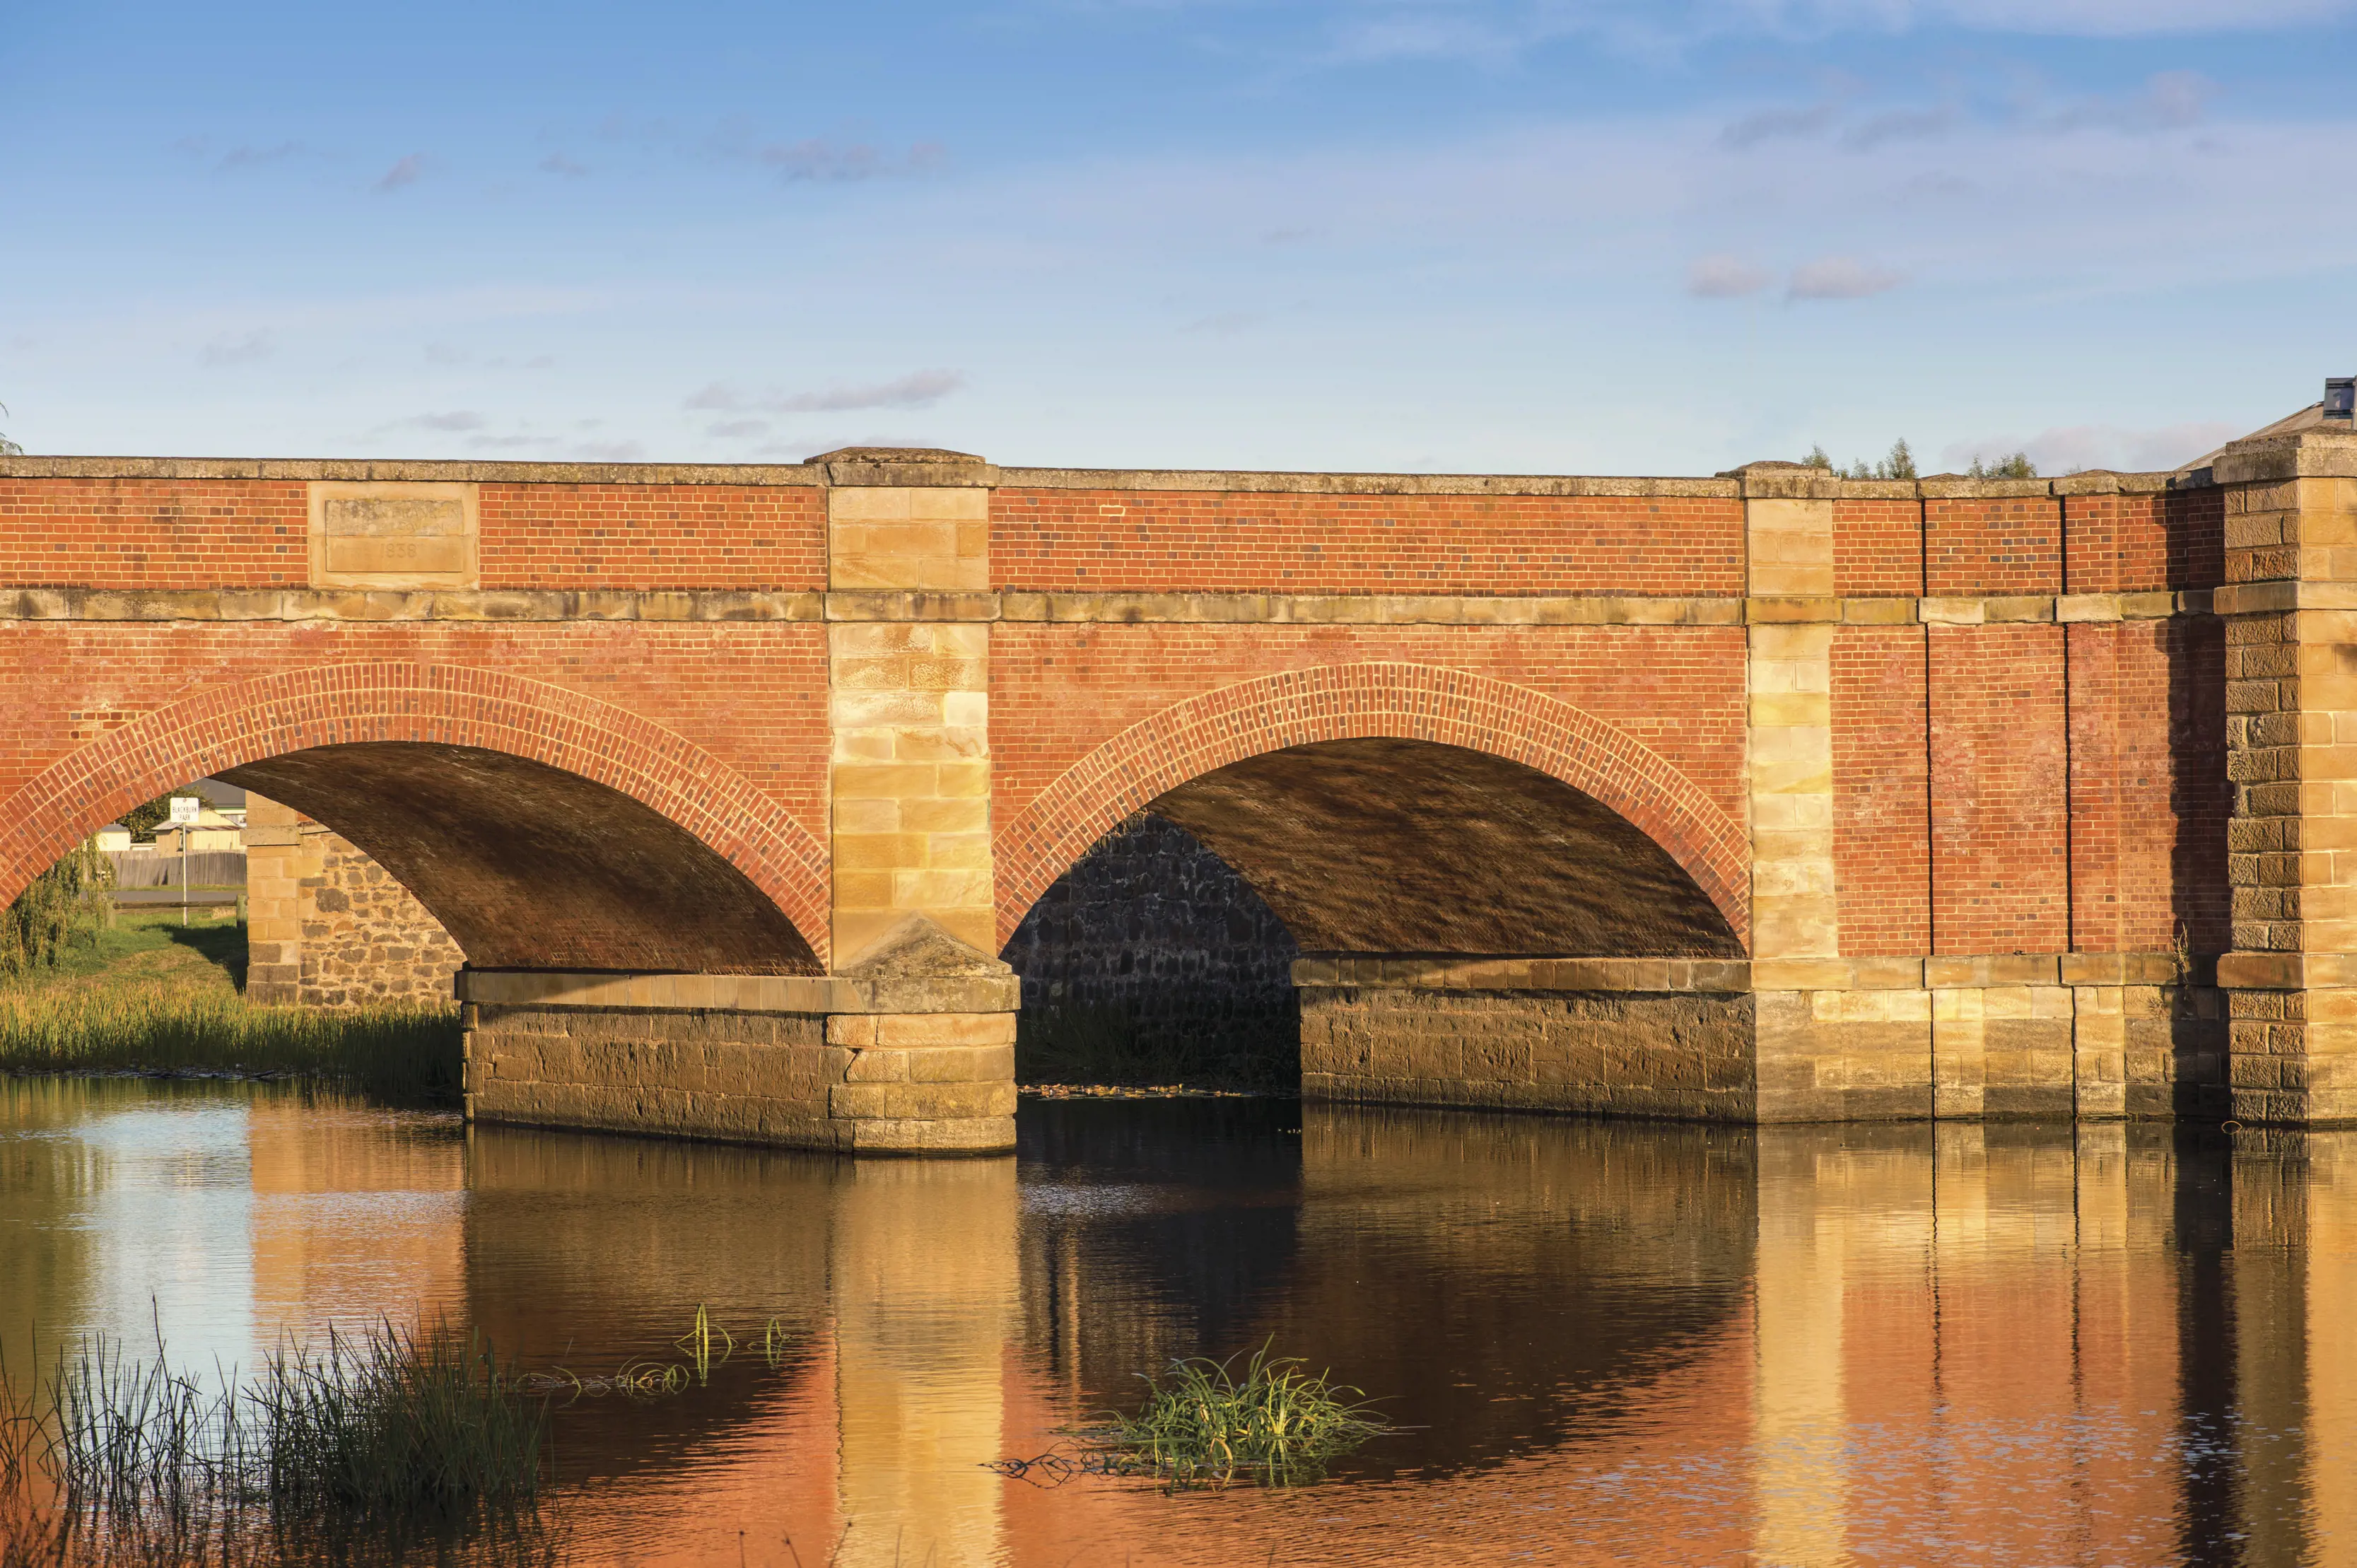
<box><xmin>0</xmin><ymin>479</ymin><xmax>309</xmax><ymax>587</ymax></box>
<box><xmin>1833</xmin><ymin>501</ymin><xmax>1924</xmax><ymax>597</ymax></box>
<box><xmin>1926</xmin><ymin>497</ymin><xmax>2064</xmax><ymax>597</ymax></box>
<box><xmin>990</xmin><ymin>490</ymin><xmax>1745</xmax><ymax>595</ymax></box>
<box><xmin>476</xmin><ymin>484</ymin><xmax>824</xmax><ymax>589</ymax></box>
<box><xmin>991</xmin><ymin>637</ymin><xmax>1750</xmax><ymax>947</ymax></box>
<box><xmin>1929</xmin><ymin>626</ymin><xmax>2069</xmax><ymax>953</ymax></box>
<box><xmin>0</xmin><ymin>478</ymin><xmax>826</xmax><ymax>590</ymax></box>
<box><xmin>2069</xmin><ymin>619</ymin><xmax>2228</xmax><ymax>954</ymax></box>
<box><xmin>1832</xmin><ymin>626</ymin><xmax>1931</xmax><ymax>955</ymax></box>
<box><xmin>2062</xmin><ymin>493</ymin><xmax>2168</xmax><ymax>595</ymax></box>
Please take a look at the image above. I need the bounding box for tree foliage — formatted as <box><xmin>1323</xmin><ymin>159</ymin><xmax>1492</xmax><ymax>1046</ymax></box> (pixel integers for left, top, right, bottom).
<box><xmin>0</xmin><ymin>399</ymin><xmax>21</xmax><ymax>457</ymax></box>
<box><xmin>118</xmin><ymin>794</ymin><xmax>182</xmax><ymax>841</ymax></box>
<box><xmin>1803</xmin><ymin>439</ymin><xmax>1919</xmax><ymax>480</ymax></box>
<box><xmin>1</xmin><ymin>842</ymin><xmax>113</xmax><ymax>977</ymax></box>
<box><xmin>1967</xmin><ymin>450</ymin><xmax>2037</xmax><ymax>479</ymax></box>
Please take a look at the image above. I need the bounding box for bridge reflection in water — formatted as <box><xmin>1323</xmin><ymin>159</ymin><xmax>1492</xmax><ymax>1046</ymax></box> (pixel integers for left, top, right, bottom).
<box><xmin>4</xmin><ymin>1079</ymin><xmax>2357</xmax><ymax>1565</ymax></box>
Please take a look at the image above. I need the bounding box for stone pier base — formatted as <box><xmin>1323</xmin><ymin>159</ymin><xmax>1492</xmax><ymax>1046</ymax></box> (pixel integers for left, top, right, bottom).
<box><xmin>1295</xmin><ymin>957</ymin><xmax>1757</xmax><ymax>1121</ymax></box>
<box><xmin>1297</xmin><ymin>952</ymin><xmax>2230</xmax><ymax>1127</ymax></box>
<box><xmin>457</xmin><ymin>966</ymin><xmax>1019</xmax><ymax>1154</ymax></box>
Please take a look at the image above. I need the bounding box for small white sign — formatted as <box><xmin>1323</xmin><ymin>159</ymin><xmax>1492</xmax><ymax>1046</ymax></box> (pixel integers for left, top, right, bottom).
<box><xmin>168</xmin><ymin>797</ymin><xmax>201</xmax><ymax>825</ymax></box>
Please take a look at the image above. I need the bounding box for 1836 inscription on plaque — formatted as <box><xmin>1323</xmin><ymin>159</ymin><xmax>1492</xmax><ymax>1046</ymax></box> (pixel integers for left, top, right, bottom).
<box><xmin>306</xmin><ymin>481</ymin><xmax>479</xmax><ymax>590</ymax></box>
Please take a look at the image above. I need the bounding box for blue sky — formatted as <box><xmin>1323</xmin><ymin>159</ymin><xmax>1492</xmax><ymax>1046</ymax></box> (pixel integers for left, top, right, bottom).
<box><xmin>4</xmin><ymin>0</ymin><xmax>2354</xmax><ymax>476</ymax></box>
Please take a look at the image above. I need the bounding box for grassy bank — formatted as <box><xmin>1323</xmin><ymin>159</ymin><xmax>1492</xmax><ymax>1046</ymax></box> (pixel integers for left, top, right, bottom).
<box><xmin>0</xmin><ymin>910</ymin><xmax>461</xmax><ymax>1103</ymax></box>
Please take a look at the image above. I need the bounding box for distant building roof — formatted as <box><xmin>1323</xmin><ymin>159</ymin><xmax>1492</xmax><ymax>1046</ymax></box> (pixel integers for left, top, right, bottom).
<box><xmin>2185</xmin><ymin>401</ymin><xmax>2331</xmax><ymax>474</ymax></box>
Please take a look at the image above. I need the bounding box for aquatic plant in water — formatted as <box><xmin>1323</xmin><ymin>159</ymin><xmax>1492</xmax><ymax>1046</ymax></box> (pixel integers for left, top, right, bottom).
<box><xmin>0</xmin><ymin>1320</ymin><xmax>554</xmax><ymax>1566</ymax></box>
<box><xmin>998</xmin><ymin>1343</ymin><xmax>1389</xmax><ymax>1489</ymax></box>
<box><xmin>514</xmin><ymin>1306</ymin><xmax>799</xmax><ymax>1405</ymax></box>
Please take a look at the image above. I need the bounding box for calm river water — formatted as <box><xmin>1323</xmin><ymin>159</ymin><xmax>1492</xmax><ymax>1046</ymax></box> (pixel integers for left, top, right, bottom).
<box><xmin>3</xmin><ymin>1076</ymin><xmax>2353</xmax><ymax>1565</ymax></box>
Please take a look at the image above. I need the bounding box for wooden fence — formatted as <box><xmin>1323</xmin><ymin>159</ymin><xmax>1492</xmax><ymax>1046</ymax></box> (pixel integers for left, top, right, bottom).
<box><xmin>105</xmin><ymin>850</ymin><xmax>247</xmax><ymax>889</ymax></box>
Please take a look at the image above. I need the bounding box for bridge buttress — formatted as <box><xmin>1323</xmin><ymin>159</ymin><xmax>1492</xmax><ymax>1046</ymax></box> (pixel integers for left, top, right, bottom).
<box><xmin>2214</xmin><ymin>423</ymin><xmax>2357</xmax><ymax>1125</ymax></box>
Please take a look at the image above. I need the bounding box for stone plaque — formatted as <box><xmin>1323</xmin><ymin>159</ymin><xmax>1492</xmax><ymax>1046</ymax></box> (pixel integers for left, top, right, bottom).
<box><xmin>307</xmin><ymin>481</ymin><xmax>479</xmax><ymax>589</ymax></box>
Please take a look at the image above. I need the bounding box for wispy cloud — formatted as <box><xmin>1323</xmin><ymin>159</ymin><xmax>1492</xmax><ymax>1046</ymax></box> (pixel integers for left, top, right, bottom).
<box><xmin>1787</xmin><ymin>256</ymin><xmax>1907</xmax><ymax>299</ymax></box>
<box><xmin>1302</xmin><ymin>0</ymin><xmax>2347</xmax><ymax>66</ymax></box>
<box><xmin>383</xmin><ymin>411</ymin><xmax>489</xmax><ymax>433</ymax></box>
<box><xmin>706</xmin><ymin>419</ymin><xmax>771</xmax><ymax>438</ymax></box>
<box><xmin>1687</xmin><ymin>253</ymin><xmax>1772</xmax><ymax>297</ymax></box>
<box><xmin>1939</xmin><ymin>420</ymin><xmax>2243</xmax><ymax>474</ymax></box>
<box><xmin>685</xmin><ymin>370</ymin><xmax>966</xmax><ymax>414</ymax></box>
<box><xmin>2045</xmin><ymin>69</ymin><xmax>2218</xmax><ymax>131</ymax></box>
<box><xmin>706</xmin><ymin>120</ymin><xmax>950</xmax><ymax>182</ymax></box>
<box><xmin>1722</xmin><ymin>103</ymin><xmax>1838</xmax><ymax>149</ymax></box>
<box><xmin>218</xmin><ymin>141</ymin><xmax>303</xmax><ymax>171</ymax></box>
<box><xmin>373</xmin><ymin>154</ymin><xmax>426</xmax><ymax>194</ymax></box>
<box><xmin>1842</xmin><ymin>105</ymin><xmax>1956</xmax><ymax>150</ymax></box>
<box><xmin>198</xmin><ymin>329</ymin><xmax>271</xmax><ymax>367</ymax></box>
<box><xmin>539</xmin><ymin>152</ymin><xmax>590</xmax><ymax>177</ymax></box>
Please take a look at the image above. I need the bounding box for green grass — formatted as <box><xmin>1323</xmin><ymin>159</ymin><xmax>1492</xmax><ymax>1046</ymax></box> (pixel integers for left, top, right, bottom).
<box><xmin>1017</xmin><ymin>1003</ymin><xmax>1297</xmax><ymax>1094</ymax></box>
<box><xmin>0</xmin><ymin>988</ymin><xmax>461</xmax><ymax>1103</ymax></box>
<box><xmin>1040</xmin><ymin>1344</ymin><xmax>1389</xmax><ymax>1489</ymax></box>
<box><xmin>2</xmin><ymin>1321</ymin><xmax>555</xmax><ymax>1567</ymax></box>
<box><xmin>0</xmin><ymin>910</ymin><xmax>461</xmax><ymax>1103</ymax></box>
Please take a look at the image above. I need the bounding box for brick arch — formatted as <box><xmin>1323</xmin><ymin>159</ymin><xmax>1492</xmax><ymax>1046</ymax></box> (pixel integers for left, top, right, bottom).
<box><xmin>0</xmin><ymin>662</ymin><xmax>832</xmax><ymax>966</ymax></box>
<box><xmin>994</xmin><ymin>662</ymin><xmax>1750</xmax><ymax>951</ymax></box>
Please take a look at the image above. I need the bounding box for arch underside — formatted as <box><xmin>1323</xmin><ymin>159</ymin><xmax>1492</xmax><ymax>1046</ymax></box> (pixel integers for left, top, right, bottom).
<box><xmin>223</xmin><ymin>743</ymin><xmax>819</xmax><ymax>974</ymax></box>
<box><xmin>1149</xmin><ymin>738</ymin><xmax>1743</xmax><ymax>959</ymax></box>
<box><xmin>995</xmin><ymin>662</ymin><xmax>1751</xmax><ymax>955</ymax></box>
<box><xmin>0</xmin><ymin>662</ymin><xmax>831</xmax><ymax>973</ymax></box>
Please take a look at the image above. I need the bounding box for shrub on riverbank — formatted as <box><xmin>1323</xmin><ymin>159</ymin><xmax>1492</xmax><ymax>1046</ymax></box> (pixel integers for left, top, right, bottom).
<box><xmin>0</xmin><ymin>988</ymin><xmax>462</xmax><ymax>1103</ymax></box>
<box><xmin>0</xmin><ymin>845</ymin><xmax>112</xmax><ymax>980</ymax></box>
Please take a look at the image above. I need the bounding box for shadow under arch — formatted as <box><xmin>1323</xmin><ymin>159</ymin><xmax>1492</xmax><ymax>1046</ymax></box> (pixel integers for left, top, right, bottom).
<box><xmin>0</xmin><ymin>663</ymin><xmax>829</xmax><ymax>973</ymax></box>
<box><xmin>994</xmin><ymin>663</ymin><xmax>1750</xmax><ymax>958</ymax></box>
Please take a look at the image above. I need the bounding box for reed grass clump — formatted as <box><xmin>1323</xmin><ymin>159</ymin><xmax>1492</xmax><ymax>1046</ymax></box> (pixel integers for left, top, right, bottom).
<box><xmin>251</xmin><ymin>1324</ymin><xmax>544</xmax><ymax>1514</ymax></box>
<box><xmin>1</xmin><ymin>1321</ymin><xmax>553</xmax><ymax>1567</ymax></box>
<box><xmin>0</xmin><ymin>988</ymin><xmax>461</xmax><ymax>1103</ymax></box>
<box><xmin>1089</xmin><ymin>1344</ymin><xmax>1388</xmax><ymax>1487</ymax></box>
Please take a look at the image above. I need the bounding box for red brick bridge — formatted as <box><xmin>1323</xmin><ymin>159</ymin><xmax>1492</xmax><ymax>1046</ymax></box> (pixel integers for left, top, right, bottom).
<box><xmin>0</xmin><ymin>423</ymin><xmax>2344</xmax><ymax>1149</ymax></box>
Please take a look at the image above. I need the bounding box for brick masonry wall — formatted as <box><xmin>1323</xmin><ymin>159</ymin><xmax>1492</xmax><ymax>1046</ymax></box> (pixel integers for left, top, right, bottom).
<box><xmin>1301</xmin><ymin>987</ymin><xmax>1756</xmax><ymax>1121</ymax></box>
<box><xmin>475</xmin><ymin>484</ymin><xmax>826</xmax><ymax>589</ymax></box>
<box><xmin>295</xmin><ymin>824</ymin><xmax>465</xmax><ymax>1007</ymax></box>
<box><xmin>990</xmin><ymin>622</ymin><xmax>1750</xmax><ymax>834</ymax></box>
<box><xmin>1926</xmin><ymin>496</ymin><xmax>2064</xmax><ymax>595</ymax></box>
<box><xmin>0</xmin><ymin>478</ymin><xmax>827</xmax><ymax>590</ymax></box>
<box><xmin>1832</xmin><ymin>626</ymin><xmax>1931</xmax><ymax>956</ymax></box>
<box><xmin>1832</xmin><ymin>499</ymin><xmax>1924</xmax><ymax>597</ymax></box>
<box><xmin>2064</xmin><ymin>493</ymin><xmax>2170</xmax><ymax>594</ymax></box>
<box><xmin>998</xmin><ymin>811</ymin><xmax>1298</xmax><ymax>1046</ymax></box>
<box><xmin>0</xmin><ymin>479</ymin><xmax>309</xmax><ymax>587</ymax></box>
<box><xmin>990</xmin><ymin>490</ymin><xmax>1745</xmax><ymax>595</ymax></box>
<box><xmin>0</xmin><ymin>621</ymin><xmax>830</xmax><ymax>894</ymax></box>
<box><xmin>1930</xmin><ymin>626</ymin><xmax>2070</xmax><ymax>954</ymax></box>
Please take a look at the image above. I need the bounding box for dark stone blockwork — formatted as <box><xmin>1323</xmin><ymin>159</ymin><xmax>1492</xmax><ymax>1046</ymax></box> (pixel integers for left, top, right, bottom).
<box><xmin>999</xmin><ymin>812</ymin><xmax>1299</xmax><ymax>1054</ymax></box>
